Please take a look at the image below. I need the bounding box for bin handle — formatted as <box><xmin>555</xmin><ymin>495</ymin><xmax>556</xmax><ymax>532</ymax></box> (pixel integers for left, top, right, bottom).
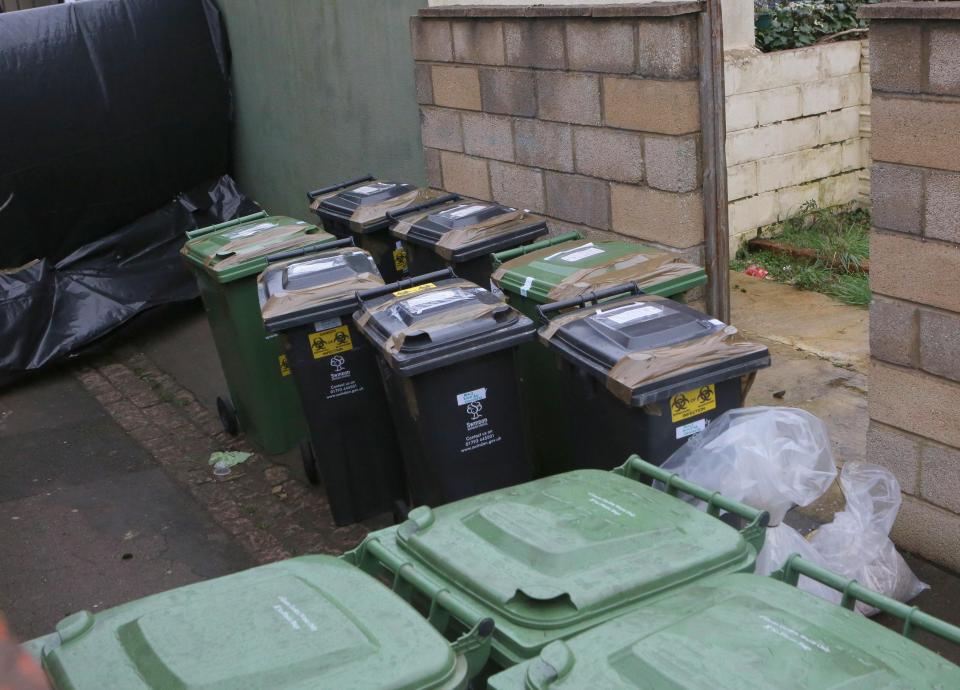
<box><xmin>614</xmin><ymin>455</ymin><xmax>770</xmax><ymax>554</ymax></box>
<box><xmin>536</xmin><ymin>282</ymin><xmax>643</xmax><ymax>325</ymax></box>
<box><xmin>355</xmin><ymin>268</ymin><xmax>456</xmax><ymax>305</ymax></box>
<box><xmin>306</xmin><ymin>174</ymin><xmax>375</xmax><ymax>200</ymax></box>
<box><xmin>265</xmin><ymin>237</ymin><xmax>354</xmax><ymax>264</ymax></box>
<box><xmin>776</xmin><ymin>555</ymin><xmax>960</xmax><ymax>644</ymax></box>
<box><xmin>385</xmin><ymin>193</ymin><xmax>460</xmax><ymax>221</ymax></box>
<box><xmin>185</xmin><ymin>211</ymin><xmax>267</xmax><ymax>240</ymax></box>
<box><xmin>490</xmin><ymin>231</ymin><xmax>584</xmax><ymax>266</ymax></box>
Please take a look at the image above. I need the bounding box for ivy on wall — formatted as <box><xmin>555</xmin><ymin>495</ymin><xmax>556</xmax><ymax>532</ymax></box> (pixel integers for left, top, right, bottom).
<box><xmin>755</xmin><ymin>1</ymin><xmax>877</xmax><ymax>52</ymax></box>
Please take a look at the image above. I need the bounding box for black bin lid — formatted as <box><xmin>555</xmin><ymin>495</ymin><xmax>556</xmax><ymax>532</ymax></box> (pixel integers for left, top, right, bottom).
<box><xmin>314</xmin><ymin>180</ymin><xmax>429</xmax><ymax>234</ymax></box>
<box><xmin>354</xmin><ymin>278</ymin><xmax>535</xmax><ymax>375</ymax></box>
<box><xmin>397</xmin><ymin>201</ymin><xmax>549</xmax><ymax>262</ymax></box>
<box><xmin>541</xmin><ymin>295</ymin><xmax>770</xmax><ymax>406</ymax></box>
<box><xmin>258</xmin><ymin>248</ymin><xmax>383</xmax><ymax>332</ymax></box>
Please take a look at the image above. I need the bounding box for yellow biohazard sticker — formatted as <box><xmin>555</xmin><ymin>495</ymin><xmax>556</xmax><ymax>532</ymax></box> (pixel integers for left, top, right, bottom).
<box><xmin>393</xmin><ymin>246</ymin><xmax>409</xmax><ymax>272</ymax></box>
<box><xmin>670</xmin><ymin>384</ymin><xmax>716</xmax><ymax>422</ymax></box>
<box><xmin>278</xmin><ymin>354</ymin><xmax>291</xmax><ymax>377</ymax></box>
<box><xmin>309</xmin><ymin>325</ymin><xmax>353</xmax><ymax>359</ymax></box>
<box><xmin>393</xmin><ymin>282</ymin><xmax>435</xmax><ymax>297</ymax></box>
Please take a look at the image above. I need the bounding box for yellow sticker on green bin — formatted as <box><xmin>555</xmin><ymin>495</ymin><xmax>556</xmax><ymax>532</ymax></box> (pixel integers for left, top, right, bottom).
<box><xmin>278</xmin><ymin>354</ymin><xmax>291</xmax><ymax>377</ymax></box>
<box><xmin>393</xmin><ymin>282</ymin><xmax>435</xmax><ymax>297</ymax></box>
<box><xmin>309</xmin><ymin>325</ymin><xmax>353</xmax><ymax>358</ymax></box>
<box><xmin>670</xmin><ymin>384</ymin><xmax>716</xmax><ymax>422</ymax></box>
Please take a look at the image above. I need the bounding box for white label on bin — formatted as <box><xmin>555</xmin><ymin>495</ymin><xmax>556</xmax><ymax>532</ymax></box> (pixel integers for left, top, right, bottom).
<box><xmin>676</xmin><ymin>418</ymin><xmax>707</xmax><ymax>439</ymax></box>
<box><xmin>519</xmin><ymin>276</ymin><xmax>534</xmax><ymax>298</ymax></box>
<box><xmin>438</xmin><ymin>203</ymin><xmax>491</xmax><ymax>220</ymax></box>
<box><xmin>604</xmin><ymin>305</ymin><xmax>663</xmax><ymax>324</ymax></box>
<box><xmin>286</xmin><ymin>256</ymin><xmax>346</xmax><ymax>278</ymax></box>
<box><xmin>457</xmin><ymin>388</ymin><xmax>487</xmax><ymax>406</ymax></box>
<box><xmin>558</xmin><ymin>245</ymin><xmax>605</xmax><ymax>263</ymax></box>
<box><xmin>709</xmin><ymin>318</ymin><xmax>727</xmax><ymax>327</ymax></box>
<box><xmin>313</xmin><ymin>317</ymin><xmax>341</xmax><ymax>332</ymax></box>
<box><xmin>353</xmin><ymin>182</ymin><xmax>395</xmax><ymax>195</ymax></box>
<box><xmin>225</xmin><ymin>222</ymin><xmax>274</xmax><ymax>239</ymax></box>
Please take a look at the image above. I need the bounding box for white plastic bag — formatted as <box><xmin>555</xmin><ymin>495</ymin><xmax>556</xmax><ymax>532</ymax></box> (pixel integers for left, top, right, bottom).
<box><xmin>659</xmin><ymin>407</ymin><xmax>837</xmax><ymax>525</ymax></box>
<box><xmin>809</xmin><ymin>462</ymin><xmax>928</xmax><ymax>614</ymax></box>
<box><xmin>755</xmin><ymin>524</ymin><xmax>841</xmax><ymax>605</ymax></box>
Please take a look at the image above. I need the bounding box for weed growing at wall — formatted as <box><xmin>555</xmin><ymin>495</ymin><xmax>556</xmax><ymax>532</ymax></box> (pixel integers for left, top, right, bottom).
<box><xmin>754</xmin><ymin>1</ymin><xmax>877</xmax><ymax>52</ymax></box>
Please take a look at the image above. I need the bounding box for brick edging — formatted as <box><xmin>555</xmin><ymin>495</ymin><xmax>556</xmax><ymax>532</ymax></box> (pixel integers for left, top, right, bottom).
<box><xmin>73</xmin><ymin>346</ymin><xmax>381</xmax><ymax>565</ymax></box>
<box><xmin>419</xmin><ymin>2</ymin><xmax>703</xmax><ymax>19</ymax></box>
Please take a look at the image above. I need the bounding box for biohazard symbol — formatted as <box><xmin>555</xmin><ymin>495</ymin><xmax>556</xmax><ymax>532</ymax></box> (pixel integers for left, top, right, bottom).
<box><xmin>672</xmin><ymin>393</ymin><xmax>690</xmax><ymax>414</ymax></box>
<box><xmin>669</xmin><ymin>383</ymin><xmax>717</xmax><ymax>423</ymax></box>
<box><xmin>309</xmin><ymin>325</ymin><xmax>353</xmax><ymax>359</ymax></box>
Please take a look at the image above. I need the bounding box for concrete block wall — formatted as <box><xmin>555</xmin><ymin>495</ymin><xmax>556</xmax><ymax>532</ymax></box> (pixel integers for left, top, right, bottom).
<box><xmin>862</xmin><ymin>2</ymin><xmax>960</xmax><ymax>573</ymax></box>
<box><xmin>411</xmin><ymin>3</ymin><xmax>707</xmax><ymax>260</ymax></box>
<box><xmin>725</xmin><ymin>40</ymin><xmax>870</xmax><ymax>253</ymax></box>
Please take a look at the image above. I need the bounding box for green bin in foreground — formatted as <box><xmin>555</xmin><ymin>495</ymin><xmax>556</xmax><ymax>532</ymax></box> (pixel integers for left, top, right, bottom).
<box><xmin>345</xmin><ymin>456</ymin><xmax>768</xmax><ymax>671</ymax></box>
<box><xmin>489</xmin><ymin>233</ymin><xmax>708</xmax><ymax>477</ymax></box>
<box><xmin>488</xmin><ymin>556</ymin><xmax>960</xmax><ymax>689</ymax></box>
<box><xmin>26</xmin><ymin>556</ymin><xmax>493</xmax><ymax>690</ymax></box>
<box><xmin>181</xmin><ymin>212</ymin><xmax>335</xmax><ymax>454</ymax></box>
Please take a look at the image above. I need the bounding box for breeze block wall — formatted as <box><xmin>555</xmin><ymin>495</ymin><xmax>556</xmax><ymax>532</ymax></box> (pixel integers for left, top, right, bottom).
<box><xmin>410</xmin><ymin>3</ymin><xmax>707</xmax><ymax>263</ymax></box>
<box><xmin>862</xmin><ymin>1</ymin><xmax>960</xmax><ymax>572</ymax></box>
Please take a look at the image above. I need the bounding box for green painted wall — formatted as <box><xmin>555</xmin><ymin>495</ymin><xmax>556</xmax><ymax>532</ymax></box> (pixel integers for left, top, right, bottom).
<box><xmin>217</xmin><ymin>0</ymin><xmax>427</xmax><ymax>217</ymax></box>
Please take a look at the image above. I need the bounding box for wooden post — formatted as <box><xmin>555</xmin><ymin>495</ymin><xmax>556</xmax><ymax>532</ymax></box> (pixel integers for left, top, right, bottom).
<box><xmin>699</xmin><ymin>0</ymin><xmax>731</xmax><ymax>322</ymax></box>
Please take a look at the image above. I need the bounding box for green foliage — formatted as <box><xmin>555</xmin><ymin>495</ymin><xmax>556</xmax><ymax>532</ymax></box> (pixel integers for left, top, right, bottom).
<box><xmin>731</xmin><ymin>203</ymin><xmax>871</xmax><ymax>307</ymax></box>
<box><xmin>755</xmin><ymin>1</ymin><xmax>875</xmax><ymax>52</ymax></box>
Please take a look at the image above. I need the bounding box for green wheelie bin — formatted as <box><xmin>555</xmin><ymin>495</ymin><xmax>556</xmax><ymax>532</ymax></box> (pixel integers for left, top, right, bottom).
<box><xmin>345</xmin><ymin>456</ymin><xmax>769</xmax><ymax>672</ymax></box>
<box><xmin>489</xmin><ymin>233</ymin><xmax>707</xmax><ymax>477</ymax></box>
<box><xmin>25</xmin><ymin>555</ymin><xmax>494</xmax><ymax>690</ymax></box>
<box><xmin>181</xmin><ymin>212</ymin><xmax>335</xmax><ymax>454</ymax></box>
<box><xmin>538</xmin><ymin>285</ymin><xmax>770</xmax><ymax>468</ymax></box>
<box><xmin>388</xmin><ymin>196</ymin><xmax>548</xmax><ymax>289</ymax></box>
<box><xmin>307</xmin><ymin>175</ymin><xmax>452</xmax><ymax>283</ymax></box>
<box><xmin>489</xmin><ymin>556</ymin><xmax>960</xmax><ymax>689</ymax></box>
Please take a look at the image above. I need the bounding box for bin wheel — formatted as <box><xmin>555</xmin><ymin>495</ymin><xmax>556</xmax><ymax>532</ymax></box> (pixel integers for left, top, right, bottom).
<box><xmin>300</xmin><ymin>440</ymin><xmax>321</xmax><ymax>486</ymax></box>
<box><xmin>392</xmin><ymin>499</ymin><xmax>409</xmax><ymax>525</ymax></box>
<box><xmin>216</xmin><ymin>396</ymin><xmax>239</xmax><ymax>436</ymax></box>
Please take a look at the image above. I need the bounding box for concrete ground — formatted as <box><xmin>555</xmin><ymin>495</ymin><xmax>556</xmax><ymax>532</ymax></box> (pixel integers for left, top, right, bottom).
<box><xmin>1</xmin><ymin>276</ymin><xmax>959</xmax><ymax>665</ymax></box>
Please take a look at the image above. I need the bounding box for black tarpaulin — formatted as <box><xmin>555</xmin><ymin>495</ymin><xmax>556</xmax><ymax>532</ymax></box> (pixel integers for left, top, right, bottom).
<box><xmin>0</xmin><ymin>176</ymin><xmax>259</xmax><ymax>384</ymax></box>
<box><xmin>0</xmin><ymin>0</ymin><xmax>232</xmax><ymax>267</ymax></box>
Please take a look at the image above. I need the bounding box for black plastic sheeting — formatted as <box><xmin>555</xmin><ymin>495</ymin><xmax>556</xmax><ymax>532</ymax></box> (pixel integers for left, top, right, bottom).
<box><xmin>0</xmin><ymin>176</ymin><xmax>260</xmax><ymax>385</ymax></box>
<box><xmin>0</xmin><ymin>0</ymin><xmax>232</xmax><ymax>267</ymax></box>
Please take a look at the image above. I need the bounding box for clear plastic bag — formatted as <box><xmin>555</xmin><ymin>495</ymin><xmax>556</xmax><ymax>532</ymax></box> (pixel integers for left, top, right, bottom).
<box><xmin>809</xmin><ymin>462</ymin><xmax>928</xmax><ymax>615</ymax></box>
<box><xmin>755</xmin><ymin>524</ymin><xmax>841</xmax><ymax>605</ymax></box>
<box><xmin>659</xmin><ymin>407</ymin><xmax>837</xmax><ymax>525</ymax></box>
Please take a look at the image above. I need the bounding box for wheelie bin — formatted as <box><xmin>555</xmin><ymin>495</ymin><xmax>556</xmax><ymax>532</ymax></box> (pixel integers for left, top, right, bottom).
<box><xmin>307</xmin><ymin>175</ymin><xmax>451</xmax><ymax>283</ymax></box>
<box><xmin>345</xmin><ymin>455</ymin><xmax>769</xmax><ymax>671</ymax></box>
<box><xmin>488</xmin><ymin>556</ymin><xmax>960</xmax><ymax>689</ymax></box>
<box><xmin>353</xmin><ymin>271</ymin><xmax>536</xmax><ymax>509</ymax></box>
<box><xmin>181</xmin><ymin>212</ymin><xmax>335</xmax><ymax>454</ymax></box>
<box><xmin>388</xmin><ymin>196</ymin><xmax>549</xmax><ymax>288</ymax></box>
<box><xmin>538</xmin><ymin>284</ymin><xmax>770</xmax><ymax>467</ymax></box>
<box><xmin>490</xmin><ymin>233</ymin><xmax>707</xmax><ymax>477</ymax></box>
<box><xmin>258</xmin><ymin>239</ymin><xmax>406</xmax><ymax>525</ymax></box>
<box><xmin>26</xmin><ymin>555</ymin><xmax>494</xmax><ymax>690</ymax></box>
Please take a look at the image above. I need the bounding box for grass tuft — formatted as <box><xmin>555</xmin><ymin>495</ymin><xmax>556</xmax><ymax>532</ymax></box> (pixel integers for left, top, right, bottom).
<box><xmin>731</xmin><ymin>202</ymin><xmax>871</xmax><ymax>308</ymax></box>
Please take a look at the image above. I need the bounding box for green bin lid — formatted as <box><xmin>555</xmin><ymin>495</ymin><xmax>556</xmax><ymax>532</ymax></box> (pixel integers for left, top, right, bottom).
<box><xmin>368</xmin><ymin>469</ymin><xmax>757</xmax><ymax>663</ymax></box>
<box><xmin>488</xmin><ymin>573</ymin><xmax>960</xmax><ymax>689</ymax></box>
<box><xmin>35</xmin><ymin>556</ymin><xmax>472</xmax><ymax>690</ymax></box>
<box><xmin>491</xmin><ymin>239</ymin><xmax>706</xmax><ymax>303</ymax></box>
<box><xmin>181</xmin><ymin>215</ymin><xmax>334</xmax><ymax>283</ymax></box>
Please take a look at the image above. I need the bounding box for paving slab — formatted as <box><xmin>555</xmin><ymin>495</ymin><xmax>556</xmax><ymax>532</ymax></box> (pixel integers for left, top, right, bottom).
<box><xmin>0</xmin><ymin>371</ymin><xmax>252</xmax><ymax>641</ymax></box>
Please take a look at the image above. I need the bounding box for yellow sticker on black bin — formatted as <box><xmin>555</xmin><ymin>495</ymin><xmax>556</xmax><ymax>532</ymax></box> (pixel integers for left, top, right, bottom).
<box><xmin>309</xmin><ymin>325</ymin><xmax>353</xmax><ymax>359</ymax></box>
<box><xmin>393</xmin><ymin>282</ymin><xmax>435</xmax><ymax>297</ymax></box>
<box><xmin>278</xmin><ymin>354</ymin><xmax>291</xmax><ymax>377</ymax></box>
<box><xmin>393</xmin><ymin>246</ymin><xmax>408</xmax><ymax>272</ymax></box>
<box><xmin>670</xmin><ymin>384</ymin><xmax>716</xmax><ymax>422</ymax></box>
